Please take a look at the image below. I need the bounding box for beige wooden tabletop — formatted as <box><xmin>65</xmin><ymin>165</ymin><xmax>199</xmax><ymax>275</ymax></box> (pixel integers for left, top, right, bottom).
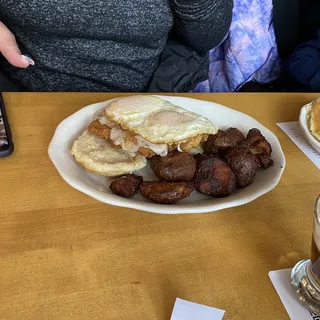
<box><xmin>1</xmin><ymin>92</ymin><xmax>320</xmax><ymax>320</ymax></box>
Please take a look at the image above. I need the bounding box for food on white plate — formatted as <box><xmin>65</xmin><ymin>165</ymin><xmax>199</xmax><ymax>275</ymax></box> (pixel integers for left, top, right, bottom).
<box><xmin>70</xmin><ymin>95</ymin><xmax>274</xmax><ymax>205</ymax></box>
<box><xmin>88</xmin><ymin>95</ymin><xmax>218</xmax><ymax>158</ymax></box>
<box><xmin>108</xmin><ymin>127</ymin><xmax>273</xmax><ymax>203</ymax></box>
<box><xmin>71</xmin><ymin>130</ymin><xmax>147</xmax><ymax>177</ymax></box>
<box><xmin>306</xmin><ymin>98</ymin><xmax>320</xmax><ymax>142</ymax></box>
<box><xmin>204</xmin><ymin>127</ymin><xmax>245</xmax><ymax>156</ymax></box>
<box><xmin>225</xmin><ymin>152</ymin><xmax>258</xmax><ymax>188</ymax></box>
<box><xmin>150</xmin><ymin>151</ymin><xmax>197</xmax><ymax>182</ymax></box>
<box><xmin>139</xmin><ymin>181</ymin><xmax>195</xmax><ymax>204</ymax></box>
<box><xmin>109</xmin><ymin>174</ymin><xmax>143</xmax><ymax>198</ymax></box>
<box><xmin>194</xmin><ymin>157</ymin><xmax>236</xmax><ymax>197</ymax></box>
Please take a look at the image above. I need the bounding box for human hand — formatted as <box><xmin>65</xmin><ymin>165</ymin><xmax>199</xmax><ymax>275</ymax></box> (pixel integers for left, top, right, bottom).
<box><xmin>0</xmin><ymin>21</ymin><xmax>34</xmax><ymax>68</ymax></box>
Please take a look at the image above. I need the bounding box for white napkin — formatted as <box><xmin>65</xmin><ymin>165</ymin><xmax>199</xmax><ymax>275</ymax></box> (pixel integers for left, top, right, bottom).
<box><xmin>269</xmin><ymin>268</ymin><xmax>320</xmax><ymax>319</ymax></box>
<box><xmin>277</xmin><ymin>121</ymin><xmax>320</xmax><ymax>169</ymax></box>
<box><xmin>170</xmin><ymin>298</ymin><xmax>225</xmax><ymax>320</ymax></box>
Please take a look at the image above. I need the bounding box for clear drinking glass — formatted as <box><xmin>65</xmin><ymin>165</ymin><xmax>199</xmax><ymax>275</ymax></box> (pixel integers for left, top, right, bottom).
<box><xmin>291</xmin><ymin>195</ymin><xmax>320</xmax><ymax>314</ymax></box>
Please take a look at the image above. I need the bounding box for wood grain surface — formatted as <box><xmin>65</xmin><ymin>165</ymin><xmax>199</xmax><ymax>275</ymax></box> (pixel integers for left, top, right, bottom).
<box><xmin>1</xmin><ymin>93</ymin><xmax>320</xmax><ymax>320</ymax></box>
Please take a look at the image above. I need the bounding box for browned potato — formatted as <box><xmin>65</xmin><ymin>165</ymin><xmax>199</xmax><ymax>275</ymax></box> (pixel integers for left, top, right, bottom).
<box><xmin>151</xmin><ymin>151</ymin><xmax>196</xmax><ymax>182</ymax></box>
<box><xmin>225</xmin><ymin>128</ymin><xmax>273</xmax><ymax>169</ymax></box>
<box><xmin>194</xmin><ymin>157</ymin><xmax>236</xmax><ymax>197</ymax></box>
<box><xmin>139</xmin><ymin>181</ymin><xmax>194</xmax><ymax>204</ymax></box>
<box><xmin>246</xmin><ymin>128</ymin><xmax>272</xmax><ymax>156</ymax></box>
<box><xmin>226</xmin><ymin>153</ymin><xmax>258</xmax><ymax>188</ymax></box>
<box><xmin>110</xmin><ymin>174</ymin><xmax>143</xmax><ymax>198</ymax></box>
<box><xmin>224</xmin><ymin>144</ymin><xmax>249</xmax><ymax>163</ymax></box>
<box><xmin>204</xmin><ymin>128</ymin><xmax>245</xmax><ymax>155</ymax></box>
<box><xmin>255</xmin><ymin>153</ymin><xmax>274</xmax><ymax>169</ymax></box>
<box><xmin>194</xmin><ymin>154</ymin><xmax>212</xmax><ymax>169</ymax></box>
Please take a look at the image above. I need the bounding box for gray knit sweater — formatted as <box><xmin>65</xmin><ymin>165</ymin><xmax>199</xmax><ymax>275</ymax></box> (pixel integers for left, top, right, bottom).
<box><xmin>0</xmin><ymin>0</ymin><xmax>233</xmax><ymax>92</ymax></box>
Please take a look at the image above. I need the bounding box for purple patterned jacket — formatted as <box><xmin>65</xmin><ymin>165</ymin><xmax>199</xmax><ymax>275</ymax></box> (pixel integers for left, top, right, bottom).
<box><xmin>193</xmin><ymin>0</ymin><xmax>282</xmax><ymax>92</ymax></box>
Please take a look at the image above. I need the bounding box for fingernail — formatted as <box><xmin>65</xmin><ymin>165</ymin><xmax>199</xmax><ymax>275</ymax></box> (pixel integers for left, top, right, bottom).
<box><xmin>21</xmin><ymin>55</ymin><xmax>35</xmax><ymax>66</ymax></box>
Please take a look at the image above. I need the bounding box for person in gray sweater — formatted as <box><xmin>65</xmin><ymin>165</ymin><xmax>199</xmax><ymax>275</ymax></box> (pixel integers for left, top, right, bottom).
<box><xmin>0</xmin><ymin>0</ymin><xmax>233</xmax><ymax>92</ymax></box>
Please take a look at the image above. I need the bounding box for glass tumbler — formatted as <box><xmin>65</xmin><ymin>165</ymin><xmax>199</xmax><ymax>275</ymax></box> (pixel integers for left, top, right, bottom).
<box><xmin>291</xmin><ymin>195</ymin><xmax>320</xmax><ymax>314</ymax></box>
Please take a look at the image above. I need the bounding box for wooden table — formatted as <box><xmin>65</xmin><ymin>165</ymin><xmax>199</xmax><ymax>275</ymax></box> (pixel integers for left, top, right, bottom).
<box><xmin>1</xmin><ymin>93</ymin><xmax>320</xmax><ymax>320</ymax></box>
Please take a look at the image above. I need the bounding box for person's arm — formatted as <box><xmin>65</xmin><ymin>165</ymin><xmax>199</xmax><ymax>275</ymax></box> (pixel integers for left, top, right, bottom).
<box><xmin>170</xmin><ymin>0</ymin><xmax>233</xmax><ymax>53</ymax></box>
<box><xmin>285</xmin><ymin>30</ymin><xmax>320</xmax><ymax>91</ymax></box>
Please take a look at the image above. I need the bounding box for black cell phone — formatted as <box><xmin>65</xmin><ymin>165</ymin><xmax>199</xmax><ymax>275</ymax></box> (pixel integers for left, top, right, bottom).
<box><xmin>0</xmin><ymin>93</ymin><xmax>14</xmax><ymax>158</ymax></box>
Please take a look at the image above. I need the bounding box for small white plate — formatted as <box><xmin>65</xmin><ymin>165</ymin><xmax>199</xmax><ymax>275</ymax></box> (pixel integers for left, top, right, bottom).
<box><xmin>299</xmin><ymin>102</ymin><xmax>320</xmax><ymax>154</ymax></box>
<box><xmin>48</xmin><ymin>95</ymin><xmax>286</xmax><ymax>214</ymax></box>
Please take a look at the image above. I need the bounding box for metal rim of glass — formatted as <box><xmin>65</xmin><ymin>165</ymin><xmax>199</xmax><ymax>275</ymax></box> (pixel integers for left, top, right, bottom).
<box><xmin>315</xmin><ymin>194</ymin><xmax>320</xmax><ymax>224</ymax></box>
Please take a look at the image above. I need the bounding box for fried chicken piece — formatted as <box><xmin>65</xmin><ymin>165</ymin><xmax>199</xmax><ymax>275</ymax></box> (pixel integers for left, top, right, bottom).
<box><xmin>180</xmin><ymin>134</ymin><xmax>208</xmax><ymax>151</ymax></box>
<box><xmin>139</xmin><ymin>181</ymin><xmax>194</xmax><ymax>204</ymax></box>
<box><xmin>87</xmin><ymin>120</ymin><xmax>122</xmax><ymax>149</ymax></box>
<box><xmin>138</xmin><ymin>147</ymin><xmax>156</xmax><ymax>158</ymax></box>
<box><xmin>88</xmin><ymin>120</ymin><xmax>111</xmax><ymax>140</ymax></box>
<box><xmin>88</xmin><ymin>119</ymin><xmax>207</xmax><ymax>157</ymax></box>
<box><xmin>109</xmin><ymin>174</ymin><xmax>143</xmax><ymax>198</ymax></box>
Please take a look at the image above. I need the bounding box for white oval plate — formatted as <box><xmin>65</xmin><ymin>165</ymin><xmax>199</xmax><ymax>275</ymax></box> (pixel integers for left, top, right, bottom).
<box><xmin>299</xmin><ymin>102</ymin><xmax>320</xmax><ymax>154</ymax></box>
<box><xmin>48</xmin><ymin>95</ymin><xmax>286</xmax><ymax>214</ymax></box>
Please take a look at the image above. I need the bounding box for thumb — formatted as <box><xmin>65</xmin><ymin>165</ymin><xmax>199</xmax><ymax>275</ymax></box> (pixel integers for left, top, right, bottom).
<box><xmin>0</xmin><ymin>22</ymin><xmax>31</xmax><ymax>68</ymax></box>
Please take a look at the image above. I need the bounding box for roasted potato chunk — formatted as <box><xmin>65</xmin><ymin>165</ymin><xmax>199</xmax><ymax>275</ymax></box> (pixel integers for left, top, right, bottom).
<box><xmin>255</xmin><ymin>153</ymin><xmax>274</xmax><ymax>169</ymax></box>
<box><xmin>204</xmin><ymin>128</ymin><xmax>245</xmax><ymax>155</ymax></box>
<box><xmin>226</xmin><ymin>154</ymin><xmax>258</xmax><ymax>188</ymax></box>
<box><xmin>225</xmin><ymin>128</ymin><xmax>273</xmax><ymax>169</ymax></box>
<box><xmin>246</xmin><ymin>128</ymin><xmax>272</xmax><ymax>155</ymax></box>
<box><xmin>109</xmin><ymin>174</ymin><xmax>143</xmax><ymax>198</ymax></box>
<box><xmin>194</xmin><ymin>154</ymin><xmax>212</xmax><ymax>169</ymax></box>
<box><xmin>224</xmin><ymin>144</ymin><xmax>250</xmax><ymax>163</ymax></box>
<box><xmin>194</xmin><ymin>157</ymin><xmax>236</xmax><ymax>197</ymax></box>
<box><xmin>139</xmin><ymin>181</ymin><xmax>194</xmax><ymax>204</ymax></box>
<box><xmin>151</xmin><ymin>151</ymin><xmax>196</xmax><ymax>182</ymax></box>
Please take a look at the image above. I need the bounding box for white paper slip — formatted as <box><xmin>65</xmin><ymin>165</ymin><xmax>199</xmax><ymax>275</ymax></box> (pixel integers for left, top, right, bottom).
<box><xmin>269</xmin><ymin>269</ymin><xmax>320</xmax><ymax>319</ymax></box>
<box><xmin>170</xmin><ymin>298</ymin><xmax>225</xmax><ymax>320</ymax></box>
<box><xmin>277</xmin><ymin>121</ymin><xmax>320</xmax><ymax>169</ymax></box>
